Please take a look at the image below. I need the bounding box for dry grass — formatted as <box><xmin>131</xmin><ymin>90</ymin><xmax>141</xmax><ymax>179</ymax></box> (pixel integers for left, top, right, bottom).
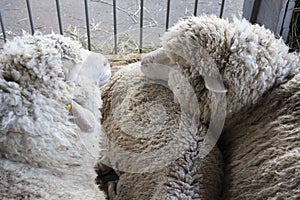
<box><xmin>106</xmin><ymin>53</ymin><xmax>145</xmax><ymax>75</ymax></box>
<box><xmin>64</xmin><ymin>24</ymin><xmax>158</xmax><ymax>55</ymax></box>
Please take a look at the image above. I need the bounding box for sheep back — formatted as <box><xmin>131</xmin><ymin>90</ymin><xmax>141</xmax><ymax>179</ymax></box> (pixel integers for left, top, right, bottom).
<box><xmin>99</xmin><ymin>62</ymin><xmax>223</xmax><ymax>199</ymax></box>
<box><xmin>220</xmin><ymin>73</ymin><xmax>300</xmax><ymax>199</ymax></box>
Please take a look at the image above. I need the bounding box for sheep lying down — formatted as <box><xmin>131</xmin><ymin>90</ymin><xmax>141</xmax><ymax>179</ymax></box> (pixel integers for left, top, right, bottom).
<box><xmin>97</xmin><ymin>15</ymin><xmax>299</xmax><ymax>199</ymax></box>
<box><xmin>98</xmin><ymin>63</ymin><xmax>224</xmax><ymax>199</ymax></box>
<box><xmin>0</xmin><ymin>34</ymin><xmax>111</xmax><ymax>199</ymax></box>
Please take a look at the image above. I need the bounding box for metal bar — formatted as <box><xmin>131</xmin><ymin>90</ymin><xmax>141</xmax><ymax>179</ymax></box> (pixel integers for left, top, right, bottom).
<box><xmin>194</xmin><ymin>0</ymin><xmax>198</xmax><ymax>16</ymax></box>
<box><xmin>0</xmin><ymin>10</ymin><xmax>7</xmax><ymax>43</ymax></box>
<box><xmin>26</xmin><ymin>0</ymin><xmax>35</xmax><ymax>35</ymax></box>
<box><xmin>280</xmin><ymin>0</ymin><xmax>295</xmax><ymax>41</ymax></box>
<box><xmin>219</xmin><ymin>0</ymin><xmax>226</xmax><ymax>18</ymax></box>
<box><xmin>113</xmin><ymin>0</ymin><xmax>117</xmax><ymax>54</ymax></box>
<box><xmin>166</xmin><ymin>0</ymin><xmax>171</xmax><ymax>31</ymax></box>
<box><xmin>84</xmin><ymin>0</ymin><xmax>91</xmax><ymax>50</ymax></box>
<box><xmin>56</xmin><ymin>0</ymin><xmax>63</xmax><ymax>35</ymax></box>
<box><xmin>249</xmin><ymin>0</ymin><xmax>262</xmax><ymax>23</ymax></box>
<box><xmin>139</xmin><ymin>0</ymin><xmax>144</xmax><ymax>53</ymax></box>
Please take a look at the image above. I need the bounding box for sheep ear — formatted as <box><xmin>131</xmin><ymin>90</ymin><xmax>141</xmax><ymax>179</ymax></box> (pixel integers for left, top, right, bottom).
<box><xmin>70</xmin><ymin>101</ymin><xmax>97</xmax><ymax>132</ymax></box>
<box><xmin>141</xmin><ymin>48</ymin><xmax>170</xmax><ymax>65</ymax></box>
<box><xmin>203</xmin><ymin>75</ymin><xmax>227</xmax><ymax>93</ymax></box>
<box><xmin>63</xmin><ymin>59</ymin><xmax>83</xmax><ymax>84</ymax></box>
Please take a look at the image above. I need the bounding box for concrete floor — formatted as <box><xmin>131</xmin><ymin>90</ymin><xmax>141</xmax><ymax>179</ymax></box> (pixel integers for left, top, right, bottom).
<box><xmin>0</xmin><ymin>0</ymin><xmax>244</xmax><ymax>54</ymax></box>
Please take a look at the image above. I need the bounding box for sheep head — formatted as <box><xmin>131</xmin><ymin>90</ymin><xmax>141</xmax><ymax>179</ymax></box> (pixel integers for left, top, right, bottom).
<box><xmin>63</xmin><ymin>49</ymin><xmax>111</xmax><ymax>86</ymax></box>
<box><xmin>62</xmin><ymin>49</ymin><xmax>111</xmax><ymax>132</ymax></box>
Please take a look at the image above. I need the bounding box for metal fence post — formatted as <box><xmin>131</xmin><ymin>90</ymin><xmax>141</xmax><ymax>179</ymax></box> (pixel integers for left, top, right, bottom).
<box><xmin>56</xmin><ymin>0</ymin><xmax>63</xmax><ymax>35</ymax></box>
<box><xmin>113</xmin><ymin>0</ymin><xmax>117</xmax><ymax>54</ymax></box>
<box><xmin>194</xmin><ymin>0</ymin><xmax>198</xmax><ymax>16</ymax></box>
<box><xmin>26</xmin><ymin>0</ymin><xmax>35</xmax><ymax>35</ymax></box>
<box><xmin>166</xmin><ymin>0</ymin><xmax>171</xmax><ymax>31</ymax></box>
<box><xmin>219</xmin><ymin>0</ymin><xmax>226</xmax><ymax>18</ymax></box>
<box><xmin>243</xmin><ymin>0</ymin><xmax>295</xmax><ymax>41</ymax></box>
<box><xmin>0</xmin><ymin>10</ymin><xmax>7</xmax><ymax>43</ymax></box>
<box><xmin>84</xmin><ymin>0</ymin><xmax>91</xmax><ymax>50</ymax></box>
<box><xmin>139</xmin><ymin>0</ymin><xmax>144</xmax><ymax>53</ymax></box>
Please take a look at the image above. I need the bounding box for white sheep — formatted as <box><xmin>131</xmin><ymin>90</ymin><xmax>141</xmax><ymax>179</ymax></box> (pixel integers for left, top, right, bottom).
<box><xmin>97</xmin><ymin>15</ymin><xmax>299</xmax><ymax>199</ymax></box>
<box><xmin>219</xmin><ymin>71</ymin><xmax>300</xmax><ymax>199</ymax></box>
<box><xmin>142</xmin><ymin>15</ymin><xmax>300</xmax><ymax>199</ymax></box>
<box><xmin>97</xmin><ymin>62</ymin><xmax>224</xmax><ymax>200</ymax></box>
<box><xmin>0</xmin><ymin>33</ymin><xmax>111</xmax><ymax>199</ymax></box>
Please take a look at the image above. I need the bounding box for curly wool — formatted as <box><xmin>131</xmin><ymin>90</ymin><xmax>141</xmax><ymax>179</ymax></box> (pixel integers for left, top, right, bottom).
<box><xmin>220</xmin><ymin>73</ymin><xmax>300</xmax><ymax>199</ymax></box>
<box><xmin>98</xmin><ymin>63</ymin><xmax>224</xmax><ymax>200</ymax></box>
<box><xmin>161</xmin><ymin>15</ymin><xmax>299</xmax><ymax>121</ymax></box>
<box><xmin>102</xmin><ymin>15</ymin><xmax>300</xmax><ymax>199</ymax></box>
<box><xmin>144</xmin><ymin>15</ymin><xmax>300</xmax><ymax>199</ymax></box>
<box><xmin>0</xmin><ymin>34</ymin><xmax>105</xmax><ymax>199</ymax></box>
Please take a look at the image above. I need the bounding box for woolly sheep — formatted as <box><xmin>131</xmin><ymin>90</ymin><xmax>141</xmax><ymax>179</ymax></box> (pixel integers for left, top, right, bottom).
<box><xmin>142</xmin><ymin>15</ymin><xmax>300</xmax><ymax>199</ymax></box>
<box><xmin>0</xmin><ymin>33</ymin><xmax>111</xmax><ymax>199</ymax></box>
<box><xmin>219</xmin><ymin>71</ymin><xmax>300</xmax><ymax>199</ymax></box>
<box><xmin>97</xmin><ymin>15</ymin><xmax>299</xmax><ymax>199</ymax></box>
<box><xmin>98</xmin><ymin>63</ymin><xmax>224</xmax><ymax>200</ymax></box>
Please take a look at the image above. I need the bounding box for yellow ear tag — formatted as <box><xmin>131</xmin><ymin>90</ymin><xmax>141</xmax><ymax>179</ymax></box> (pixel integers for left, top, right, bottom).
<box><xmin>66</xmin><ymin>103</ymin><xmax>72</xmax><ymax>112</ymax></box>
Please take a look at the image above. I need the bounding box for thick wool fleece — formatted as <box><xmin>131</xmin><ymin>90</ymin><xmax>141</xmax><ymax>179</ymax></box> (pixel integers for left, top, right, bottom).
<box><xmin>160</xmin><ymin>15</ymin><xmax>299</xmax><ymax>122</ymax></box>
<box><xmin>220</xmin><ymin>72</ymin><xmax>300</xmax><ymax>199</ymax></box>
<box><xmin>142</xmin><ymin>15</ymin><xmax>299</xmax><ymax>199</ymax></box>
<box><xmin>98</xmin><ymin>63</ymin><xmax>223</xmax><ymax>200</ymax></box>
<box><xmin>0</xmin><ymin>34</ymin><xmax>106</xmax><ymax>199</ymax></box>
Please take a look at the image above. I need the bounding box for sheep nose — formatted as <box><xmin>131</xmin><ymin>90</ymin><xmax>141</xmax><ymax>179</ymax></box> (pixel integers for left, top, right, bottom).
<box><xmin>98</xmin><ymin>59</ymin><xmax>111</xmax><ymax>86</ymax></box>
<box><xmin>103</xmin><ymin>59</ymin><xmax>109</xmax><ymax>67</ymax></box>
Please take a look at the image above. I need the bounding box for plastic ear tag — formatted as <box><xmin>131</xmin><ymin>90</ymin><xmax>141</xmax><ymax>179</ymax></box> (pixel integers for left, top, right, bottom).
<box><xmin>204</xmin><ymin>75</ymin><xmax>227</xmax><ymax>93</ymax></box>
<box><xmin>66</xmin><ymin>103</ymin><xmax>72</xmax><ymax>112</ymax></box>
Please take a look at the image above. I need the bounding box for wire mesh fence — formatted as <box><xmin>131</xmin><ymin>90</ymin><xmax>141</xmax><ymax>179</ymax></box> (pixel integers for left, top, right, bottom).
<box><xmin>0</xmin><ymin>0</ymin><xmax>244</xmax><ymax>54</ymax></box>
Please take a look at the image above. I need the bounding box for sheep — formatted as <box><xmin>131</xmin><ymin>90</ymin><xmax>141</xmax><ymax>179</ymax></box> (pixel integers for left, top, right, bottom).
<box><xmin>97</xmin><ymin>15</ymin><xmax>299</xmax><ymax>199</ymax></box>
<box><xmin>97</xmin><ymin>62</ymin><xmax>224</xmax><ymax>200</ymax></box>
<box><xmin>0</xmin><ymin>33</ymin><xmax>111</xmax><ymax>199</ymax></box>
<box><xmin>142</xmin><ymin>15</ymin><xmax>300</xmax><ymax>199</ymax></box>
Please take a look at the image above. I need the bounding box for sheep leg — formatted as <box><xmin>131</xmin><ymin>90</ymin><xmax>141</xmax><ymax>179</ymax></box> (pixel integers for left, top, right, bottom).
<box><xmin>107</xmin><ymin>181</ymin><xmax>117</xmax><ymax>200</ymax></box>
<box><xmin>95</xmin><ymin>163</ymin><xmax>119</xmax><ymax>199</ymax></box>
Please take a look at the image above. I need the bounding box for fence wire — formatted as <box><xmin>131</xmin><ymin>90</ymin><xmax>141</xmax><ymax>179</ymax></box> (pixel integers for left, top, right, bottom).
<box><xmin>1</xmin><ymin>0</ymin><xmax>228</xmax><ymax>54</ymax></box>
